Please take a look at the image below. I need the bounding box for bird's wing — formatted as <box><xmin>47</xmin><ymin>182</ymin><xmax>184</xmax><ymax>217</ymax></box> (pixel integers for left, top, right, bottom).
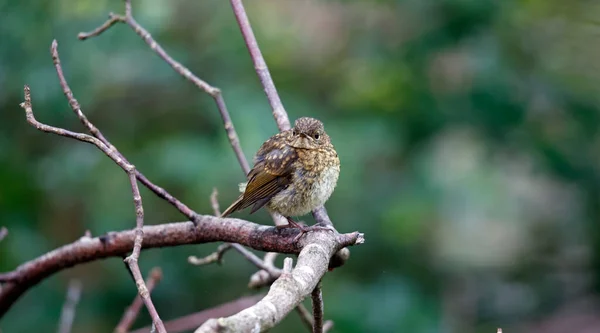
<box><xmin>221</xmin><ymin>144</ymin><xmax>297</xmax><ymax>216</ymax></box>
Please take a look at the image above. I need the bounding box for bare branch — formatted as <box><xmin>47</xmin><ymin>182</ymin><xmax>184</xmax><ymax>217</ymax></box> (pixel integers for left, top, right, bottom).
<box><xmin>51</xmin><ymin>39</ymin><xmax>198</xmax><ymax>223</ymax></box>
<box><xmin>295</xmin><ymin>304</ymin><xmax>333</xmax><ymax>333</ymax></box>
<box><xmin>248</xmin><ymin>253</ymin><xmax>282</xmax><ymax>289</ymax></box>
<box><xmin>229</xmin><ymin>0</ymin><xmax>335</xmax><ymax>232</ymax></box>
<box><xmin>37</xmin><ymin>41</ymin><xmax>166</xmax><ymax>332</ymax></box>
<box><xmin>130</xmin><ymin>295</ymin><xmax>263</xmax><ymax>333</ymax></box>
<box><xmin>0</xmin><ymin>227</ymin><xmax>7</xmax><ymax>243</ymax></box>
<box><xmin>195</xmin><ymin>231</ymin><xmax>363</xmax><ymax>332</ymax></box>
<box><xmin>231</xmin><ymin>244</ymin><xmax>280</xmax><ymax>276</ymax></box>
<box><xmin>21</xmin><ymin>83</ymin><xmax>166</xmax><ymax>331</ymax></box>
<box><xmin>282</xmin><ymin>257</ymin><xmax>293</xmax><ymax>274</ymax></box>
<box><xmin>115</xmin><ymin>267</ymin><xmax>163</xmax><ymax>333</ymax></box>
<box><xmin>77</xmin><ymin>13</ymin><xmax>123</xmax><ymax>40</ymax></box>
<box><xmin>79</xmin><ymin>3</ymin><xmax>250</xmax><ymax>175</ymax></box>
<box><xmin>210</xmin><ymin>188</ymin><xmax>221</xmax><ymax>216</ymax></box>
<box><xmin>0</xmin><ymin>218</ymin><xmax>363</xmax><ymax>316</ymax></box>
<box><xmin>12</xmin><ymin>1</ymin><xmax>365</xmax><ymax>332</ymax></box>
<box><xmin>263</xmin><ymin>252</ymin><xmax>278</xmax><ymax>266</ymax></box>
<box><xmin>296</xmin><ymin>304</ymin><xmax>314</xmax><ymax>330</ymax></box>
<box><xmin>312</xmin><ymin>207</ymin><xmax>334</xmax><ymax>228</ymax></box>
<box><xmin>188</xmin><ymin>244</ymin><xmax>233</xmax><ymax>266</ymax></box>
<box><xmin>229</xmin><ymin>0</ymin><xmax>290</xmax><ymax>131</ymax></box>
<box><xmin>311</xmin><ymin>282</ymin><xmax>324</xmax><ymax>333</ymax></box>
<box><xmin>57</xmin><ymin>279</ymin><xmax>82</xmax><ymax>333</ymax></box>
<box><xmin>123</xmin><ymin>170</ymin><xmax>165</xmax><ymax>333</ymax></box>
<box><xmin>202</xmin><ymin>189</ymin><xmax>281</xmax><ymax>274</ymax></box>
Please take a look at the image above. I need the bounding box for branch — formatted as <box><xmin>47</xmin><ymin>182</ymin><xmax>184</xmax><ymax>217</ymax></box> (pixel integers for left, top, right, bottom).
<box><xmin>78</xmin><ymin>3</ymin><xmax>250</xmax><ymax>175</ymax></box>
<box><xmin>311</xmin><ymin>282</ymin><xmax>324</xmax><ymax>333</ymax></box>
<box><xmin>193</xmin><ymin>189</ymin><xmax>281</xmax><ymax>275</ymax></box>
<box><xmin>0</xmin><ymin>227</ymin><xmax>7</xmax><ymax>243</ymax></box>
<box><xmin>32</xmin><ymin>41</ymin><xmax>166</xmax><ymax>331</ymax></box>
<box><xmin>21</xmin><ymin>83</ymin><xmax>165</xmax><ymax>332</ymax></box>
<box><xmin>188</xmin><ymin>243</ymin><xmax>232</xmax><ymax>266</ymax></box>
<box><xmin>57</xmin><ymin>279</ymin><xmax>82</xmax><ymax>333</ymax></box>
<box><xmin>295</xmin><ymin>304</ymin><xmax>334</xmax><ymax>333</ymax></box>
<box><xmin>195</xmin><ymin>231</ymin><xmax>363</xmax><ymax>332</ymax></box>
<box><xmin>115</xmin><ymin>267</ymin><xmax>163</xmax><ymax>333</ymax></box>
<box><xmin>191</xmin><ymin>2</ymin><xmax>355</xmax><ymax>331</ymax></box>
<box><xmin>248</xmin><ymin>252</ymin><xmax>281</xmax><ymax>289</ymax></box>
<box><xmin>209</xmin><ymin>188</ymin><xmax>220</xmax><ymax>216</ymax></box>
<box><xmin>130</xmin><ymin>295</ymin><xmax>263</xmax><ymax>333</ymax></box>
<box><xmin>78</xmin><ymin>0</ymin><xmax>297</xmax><ymax>230</ymax></box>
<box><xmin>0</xmin><ymin>218</ymin><xmax>363</xmax><ymax>316</ymax></box>
<box><xmin>22</xmin><ymin>2</ymin><xmax>362</xmax><ymax>332</ymax></box>
<box><xmin>229</xmin><ymin>0</ymin><xmax>290</xmax><ymax>131</ymax></box>
<box><xmin>52</xmin><ymin>37</ymin><xmax>197</xmax><ymax>222</ymax></box>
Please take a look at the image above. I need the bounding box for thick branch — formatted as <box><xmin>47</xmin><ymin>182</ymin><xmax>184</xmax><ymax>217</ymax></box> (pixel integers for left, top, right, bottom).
<box><xmin>0</xmin><ymin>218</ymin><xmax>362</xmax><ymax>317</ymax></box>
<box><xmin>195</xmin><ymin>231</ymin><xmax>363</xmax><ymax>332</ymax></box>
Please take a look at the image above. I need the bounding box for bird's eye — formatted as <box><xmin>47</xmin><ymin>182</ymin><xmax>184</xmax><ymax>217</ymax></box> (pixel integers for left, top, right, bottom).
<box><xmin>292</xmin><ymin>130</ymin><xmax>297</xmax><ymax>136</ymax></box>
<box><xmin>314</xmin><ymin>133</ymin><xmax>320</xmax><ymax>140</ymax></box>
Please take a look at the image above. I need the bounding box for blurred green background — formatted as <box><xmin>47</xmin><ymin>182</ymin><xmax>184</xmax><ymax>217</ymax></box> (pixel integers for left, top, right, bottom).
<box><xmin>2</xmin><ymin>0</ymin><xmax>600</xmax><ymax>332</ymax></box>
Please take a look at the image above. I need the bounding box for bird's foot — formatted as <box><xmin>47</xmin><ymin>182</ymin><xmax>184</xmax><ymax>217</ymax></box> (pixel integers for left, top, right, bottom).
<box><xmin>278</xmin><ymin>217</ymin><xmax>334</xmax><ymax>242</ymax></box>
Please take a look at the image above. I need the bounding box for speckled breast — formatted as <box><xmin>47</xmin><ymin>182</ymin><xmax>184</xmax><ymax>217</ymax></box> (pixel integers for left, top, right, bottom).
<box><xmin>268</xmin><ymin>148</ymin><xmax>340</xmax><ymax>217</ymax></box>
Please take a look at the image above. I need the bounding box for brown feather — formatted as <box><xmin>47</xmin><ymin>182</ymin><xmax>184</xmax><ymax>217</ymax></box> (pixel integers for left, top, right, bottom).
<box><xmin>221</xmin><ymin>145</ymin><xmax>298</xmax><ymax>217</ymax></box>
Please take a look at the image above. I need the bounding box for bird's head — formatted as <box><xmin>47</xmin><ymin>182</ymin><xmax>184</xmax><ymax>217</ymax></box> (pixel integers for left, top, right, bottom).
<box><xmin>288</xmin><ymin>117</ymin><xmax>330</xmax><ymax>149</ymax></box>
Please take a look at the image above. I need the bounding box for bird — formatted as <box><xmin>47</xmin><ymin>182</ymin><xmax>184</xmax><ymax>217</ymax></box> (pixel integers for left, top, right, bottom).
<box><xmin>221</xmin><ymin>117</ymin><xmax>340</xmax><ymax>231</ymax></box>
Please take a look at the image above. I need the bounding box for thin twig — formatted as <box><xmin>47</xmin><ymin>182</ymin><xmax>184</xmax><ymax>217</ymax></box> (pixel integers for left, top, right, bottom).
<box><xmin>121</xmin><ymin>171</ymin><xmax>165</xmax><ymax>331</ymax></box>
<box><xmin>115</xmin><ymin>267</ymin><xmax>163</xmax><ymax>333</ymax></box>
<box><xmin>311</xmin><ymin>282</ymin><xmax>324</xmax><ymax>333</ymax></box>
<box><xmin>282</xmin><ymin>258</ymin><xmax>293</xmax><ymax>275</ymax></box>
<box><xmin>21</xmin><ymin>84</ymin><xmax>165</xmax><ymax>333</ymax></box>
<box><xmin>231</xmin><ymin>244</ymin><xmax>280</xmax><ymax>276</ymax></box>
<box><xmin>202</xmin><ymin>189</ymin><xmax>281</xmax><ymax>274</ymax></box>
<box><xmin>57</xmin><ymin>279</ymin><xmax>82</xmax><ymax>333</ymax></box>
<box><xmin>210</xmin><ymin>188</ymin><xmax>220</xmax><ymax>216</ymax></box>
<box><xmin>247</xmin><ymin>252</ymin><xmax>280</xmax><ymax>289</ymax></box>
<box><xmin>130</xmin><ymin>295</ymin><xmax>263</xmax><ymax>333</ymax></box>
<box><xmin>0</xmin><ymin>227</ymin><xmax>7</xmax><ymax>243</ymax></box>
<box><xmin>50</xmin><ymin>39</ymin><xmax>198</xmax><ymax>222</ymax></box>
<box><xmin>188</xmin><ymin>243</ymin><xmax>233</xmax><ymax>266</ymax></box>
<box><xmin>48</xmin><ymin>41</ymin><xmax>166</xmax><ymax>333</ymax></box>
<box><xmin>229</xmin><ymin>0</ymin><xmax>290</xmax><ymax>131</ymax></box>
<box><xmin>296</xmin><ymin>304</ymin><xmax>314</xmax><ymax>330</ymax></box>
<box><xmin>228</xmin><ymin>0</ymin><xmax>337</xmax><ymax>231</ymax></box>
<box><xmin>77</xmin><ymin>13</ymin><xmax>123</xmax><ymax>40</ymax></box>
<box><xmin>79</xmin><ymin>3</ymin><xmax>250</xmax><ymax>175</ymax></box>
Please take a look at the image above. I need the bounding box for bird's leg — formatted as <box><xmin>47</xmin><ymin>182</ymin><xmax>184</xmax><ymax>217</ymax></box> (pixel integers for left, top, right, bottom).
<box><xmin>278</xmin><ymin>217</ymin><xmax>334</xmax><ymax>242</ymax></box>
<box><xmin>285</xmin><ymin>216</ymin><xmax>304</xmax><ymax>229</ymax></box>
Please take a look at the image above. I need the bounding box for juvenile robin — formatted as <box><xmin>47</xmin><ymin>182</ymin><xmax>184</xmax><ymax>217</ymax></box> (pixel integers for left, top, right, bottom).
<box><xmin>222</xmin><ymin>117</ymin><xmax>340</xmax><ymax>230</ymax></box>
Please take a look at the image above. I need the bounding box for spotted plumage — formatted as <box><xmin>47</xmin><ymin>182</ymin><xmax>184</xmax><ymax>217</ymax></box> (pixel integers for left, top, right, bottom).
<box><xmin>222</xmin><ymin>117</ymin><xmax>340</xmax><ymax>225</ymax></box>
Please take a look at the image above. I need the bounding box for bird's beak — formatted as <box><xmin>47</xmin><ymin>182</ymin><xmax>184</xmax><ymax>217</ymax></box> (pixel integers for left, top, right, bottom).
<box><xmin>299</xmin><ymin>133</ymin><xmax>309</xmax><ymax>139</ymax></box>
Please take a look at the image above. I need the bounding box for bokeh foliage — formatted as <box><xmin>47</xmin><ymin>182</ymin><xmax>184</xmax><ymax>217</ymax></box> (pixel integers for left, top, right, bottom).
<box><xmin>2</xmin><ymin>0</ymin><xmax>600</xmax><ymax>332</ymax></box>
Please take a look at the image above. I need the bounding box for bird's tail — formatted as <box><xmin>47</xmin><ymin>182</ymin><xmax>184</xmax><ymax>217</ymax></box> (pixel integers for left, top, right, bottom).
<box><xmin>221</xmin><ymin>195</ymin><xmax>244</xmax><ymax>217</ymax></box>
